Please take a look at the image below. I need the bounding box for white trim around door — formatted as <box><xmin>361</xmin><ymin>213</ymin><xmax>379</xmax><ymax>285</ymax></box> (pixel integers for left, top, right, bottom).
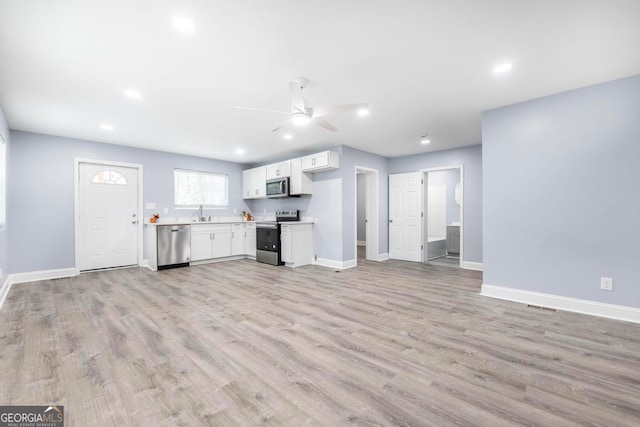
<box><xmin>354</xmin><ymin>166</ymin><xmax>380</xmax><ymax>266</ymax></box>
<box><xmin>420</xmin><ymin>164</ymin><xmax>464</xmax><ymax>267</ymax></box>
<box><xmin>74</xmin><ymin>158</ymin><xmax>144</xmax><ymax>271</ymax></box>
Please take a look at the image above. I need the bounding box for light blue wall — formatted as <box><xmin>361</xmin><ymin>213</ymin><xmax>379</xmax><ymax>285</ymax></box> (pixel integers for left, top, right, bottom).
<box><xmin>7</xmin><ymin>131</ymin><xmax>248</xmax><ymax>274</ymax></box>
<box><xmin>483</xmin><ymin>74</ymin><xmax>640</xmax><ymax>308</ymax></box>
<box><xmin>340</xmin><ymin>145</ymin><xmax>390</xmax><ymax>261</ymax></box>
<box><xmin>0</xmin><ymin>105</ymin><xmax>8</xmax><ymax>283</ymax></box>
<box><xmin>390</xmin><ymin>145</ymin><xmax>483</xmax><ymax>263</ymax></box>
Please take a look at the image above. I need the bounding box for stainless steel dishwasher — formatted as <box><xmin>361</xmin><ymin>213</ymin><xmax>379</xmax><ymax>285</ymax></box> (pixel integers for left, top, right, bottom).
<box><xmin>157</xmin><ymin>225</ymin><xmax>191</xmax><ymax>269</ymax></box>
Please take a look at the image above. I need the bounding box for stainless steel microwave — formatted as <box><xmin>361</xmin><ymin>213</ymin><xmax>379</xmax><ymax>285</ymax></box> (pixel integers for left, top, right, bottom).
<box><xmin>266</xmin><ymin>177</ymin><xmax>289</xmax><ymax>198</ymax></box>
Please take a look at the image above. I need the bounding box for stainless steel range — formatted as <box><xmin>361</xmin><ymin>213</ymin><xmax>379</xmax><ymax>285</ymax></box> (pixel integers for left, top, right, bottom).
<box><xmin>256</xmin><ymin>210</ymin><xmax>299</xmax><ymax>266</ymax></box>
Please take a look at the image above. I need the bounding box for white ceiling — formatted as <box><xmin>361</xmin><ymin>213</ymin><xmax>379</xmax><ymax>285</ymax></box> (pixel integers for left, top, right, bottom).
<box><xmin>1</xmin><ymin>0</ymin><xmax>639</xmax><ymax>164</ymax></box>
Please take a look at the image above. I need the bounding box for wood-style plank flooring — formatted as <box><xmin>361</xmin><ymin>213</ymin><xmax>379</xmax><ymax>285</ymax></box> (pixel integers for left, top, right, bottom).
<box><xmin>1</xmin><ymin>257</ymin><xmax>640</xmax><ymax>426</ymax></box>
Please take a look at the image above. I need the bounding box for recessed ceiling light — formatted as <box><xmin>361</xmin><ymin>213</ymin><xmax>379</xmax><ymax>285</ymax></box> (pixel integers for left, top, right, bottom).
<box><xmin>100</xmin><ymin>124</ymin><xmax>114</xmax><ymax>131</ymax></box>
<box><xmin>493</xmin><ymin>62</ymin><xmax>512</xmax><ymax>74</ymax></box>
<box><xmin>420</xmin><ymin>134</ymin><xmax>430</xmax><ymax>144</ymax></box>
<box><xmin>124</xmin><ymin>89</ymin><xmax>142</xmax><ymax>100</ymax></box>
<box><xmin>357</xmin><ymin>108</ymin><xmax>370</xmax><ymax>117</ymax></box>
<box><xmin>235</xmin><ymin>148</ymin><xmax>245</xmax><ymax>155</ymax></box>
<box><xmin>283</xmin><ymin>133</ymin><xmax>293</xmax><ymax>140</ymax></box>
<box><xmin>291</xmin><ymin>113</ymin><xmax>311</xmax><ymax>126</ymax></box>
<box><xmin>172</xmin><ymin>16</ymin><xmax>196</xmax><ymax>33</ymax></box>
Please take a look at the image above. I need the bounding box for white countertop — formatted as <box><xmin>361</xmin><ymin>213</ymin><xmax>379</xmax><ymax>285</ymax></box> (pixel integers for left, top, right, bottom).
<box><xmin>145</xmin><ymin>216</ymin><xmax>315</xmax><ymax>226</ymax></box>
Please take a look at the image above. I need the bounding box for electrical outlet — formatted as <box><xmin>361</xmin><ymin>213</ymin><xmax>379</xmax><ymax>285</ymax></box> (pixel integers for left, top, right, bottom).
<box><xmin>145</xmin><ymin>202</ymin><xmax>156</xmax><ymax>209</ymax></box>
<box><xmin>233</xmin><ymin>208</ymin><xmax>237</xmax><ymax>214</ymax></box>
<box><xmin>163</xmin><ymin>207</ymin><xmax>169</xmax><ymax>214</ymax></box>
<box><xmin>601</xmin><ymin>277</ymin><xmax>613</xmax><ymax>291</ymax></box>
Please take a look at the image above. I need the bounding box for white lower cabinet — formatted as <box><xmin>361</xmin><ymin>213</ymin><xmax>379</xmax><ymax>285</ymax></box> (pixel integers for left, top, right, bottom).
<box><xmin>191</xmin><ymin>224</ymin><xmax>231</xmax><ymax>261</ymax></box>
<box><xmin>231</xmin><ymin>223</ymin><xmax>245</xmax><ymax>256</ymax></box>
<box><xmin>280</xmin><ymin>223</ymin><xmax>313</xmax><ymax>267</ymax></box>
<box><xmin>191</xmin><ymin>222</ymin><xmax>257</xmax><ymax>262</ymax></box>
<box><xmin>244</xmin><ymin>223</ymin><xmax>256</xmax><ymax>258</ymax></box>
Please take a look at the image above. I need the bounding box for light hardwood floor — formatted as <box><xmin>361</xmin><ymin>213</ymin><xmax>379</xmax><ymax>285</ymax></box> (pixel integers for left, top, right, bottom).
<box><xmin>1</xmin><ymin>258</ymin><xmax>640</xmax><ymax>426</ymax></box>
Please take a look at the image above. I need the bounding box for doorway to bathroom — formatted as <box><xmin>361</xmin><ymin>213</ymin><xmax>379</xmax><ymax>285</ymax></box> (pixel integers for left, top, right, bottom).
<box><xmin>422</xmin><ymin>166</ymin><xmax>463</xmax><ymax>268</ymax></box>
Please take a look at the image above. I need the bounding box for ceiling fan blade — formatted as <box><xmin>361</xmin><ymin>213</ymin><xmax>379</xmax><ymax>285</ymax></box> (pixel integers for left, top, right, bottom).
<box><xmin>311</xmin><ymin>118</ymin><xmax>337</xmax><ymax>132</ymax></box>
<box><xmin>312</xmin><ymin>103</ymin><xmax>368</xmax><ymax>118</ymax></box>
<box><xmin>289</xmin><ymin>81</ymin><xmax>306</xmax><ymax>113</ymax></box>
<box><xmin>271</xmin><ymin>119</ymin><xmax>292</xmax><ymax>132</ymax></box>
<box><xmin>232</xmin><ymin>106</ymin><xmax>289</xmax><ymax>115</ymax></box>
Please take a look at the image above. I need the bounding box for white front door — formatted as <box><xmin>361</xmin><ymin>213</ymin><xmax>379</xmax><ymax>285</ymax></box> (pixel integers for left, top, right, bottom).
<box><xmin>78</xmin><ymin>163</ymin><xmax>138</xmax><ymax>270</ymax></box>
<box><xmin>389</xmin><ymin>172</ymin><xmax>422</xmax><ymax>262</ymax></box>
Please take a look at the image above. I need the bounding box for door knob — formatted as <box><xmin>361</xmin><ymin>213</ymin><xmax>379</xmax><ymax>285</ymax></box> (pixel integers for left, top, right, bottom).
<box><xmin>132</xmin><ymin>213</ymin><xmax>137</xmax><ymax>217</ymax></box>
<box><xmin>131</xmin><ymin>220</ymin><xmax>138</xmax><ymax>224</ymax></box>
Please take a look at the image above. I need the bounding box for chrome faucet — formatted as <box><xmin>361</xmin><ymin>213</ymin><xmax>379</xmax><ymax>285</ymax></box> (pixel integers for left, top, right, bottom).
<box><xmin>199</xmin><ymin>205</ymin><xmax>205</xmax><ymax>222</ymax></box>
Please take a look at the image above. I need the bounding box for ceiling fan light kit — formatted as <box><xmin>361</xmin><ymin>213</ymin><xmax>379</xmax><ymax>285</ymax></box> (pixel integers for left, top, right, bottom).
<box><xmin>291</xmin><ymin>112</ymin><xmax>311</xmax><ymax>126</ymax></box>
<box><xmin>233</xmin><ymin>76</ymin><xmax>368</xmax><ymax>133</ymax></box>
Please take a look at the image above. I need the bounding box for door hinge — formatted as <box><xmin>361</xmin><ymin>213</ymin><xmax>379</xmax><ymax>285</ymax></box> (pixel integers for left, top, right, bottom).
<box><xmin>421</xmin><ymin>245</ymin><xmax>424</xmax><ymax>250</ymax></box>
<box><xmin>421</xmin><ymin>179</ymin><xmax>424</xmax><ymax>184</ymax></box>
<box><xmin>421</xmin><ymin>212</ymin><xmax>423</xmax><ymax>217</ymax></box>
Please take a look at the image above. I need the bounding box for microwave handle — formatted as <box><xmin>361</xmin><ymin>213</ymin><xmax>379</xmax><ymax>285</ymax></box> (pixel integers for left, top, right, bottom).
<box><xmin>280</xmin><ymin>180</ymin><xmax>285</xmax><ymax>194</ymax></box>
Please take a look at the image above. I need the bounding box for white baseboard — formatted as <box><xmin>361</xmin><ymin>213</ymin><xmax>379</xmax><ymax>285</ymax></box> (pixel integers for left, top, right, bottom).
<box><xmin>314</xmin><ymin>258</ymin><xmax>357</xmax><ymax>270</ymax></box>
<box><xmin>462</xmin><ymin>261</ymin><xmax>483</xmax><ymax>271</ymax></box>
<box><xmin>376</xmin><ymin>253</ymin><xmax>389</xmax><ymax>261</ymax></box>
<box><xmin>0</xmin><ymin>276</ymin><xmax>11</xmax><ymax>310</ymax></box>
<box><xmin>357</xmin><ymin>240</ymin><xmax>366</xmax><ymax>247</ymax></box>
<box><xmin>9</xmin><ymin>267</ymin><xmax>79</xmax><ymax>285</ymax></box>
<box><xmin>140</xmin><ymin>260</ymin><xmax>157</xmax><ymax>272</ymax></box>
<box><xmin>481</xmin><ymin>284</ymin><xmax>640</xmax><ymax>324</ymax></box>
<box><xmin>0</xmin><ymin>268</ymin><xmax>79</xmax><ymax>311</ymax></box>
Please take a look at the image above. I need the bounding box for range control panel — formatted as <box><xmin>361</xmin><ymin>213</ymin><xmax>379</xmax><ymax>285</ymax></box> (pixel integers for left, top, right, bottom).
<box><xmin>275</xmin><ymin>210</ymin><xmax>300</xmax><ymax>222</ymax></box>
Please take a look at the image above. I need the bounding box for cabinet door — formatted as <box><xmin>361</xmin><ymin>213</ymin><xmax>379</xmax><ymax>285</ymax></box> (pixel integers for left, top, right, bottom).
<box><xmin>211</xmin><ymin>227</ymin><xmax>231</xmax><ymax>258</ymax></box>
<box><xmin>301</xmin><ymin>154</ymin><xmax>316</xmax><ymax>171</ymax></box>
<box><xmin>301</xmin><ymin>151</ymin><xmax>339</xmax><ymax>172</ymax></box>
<box><xmin>265</xmin><ymin>163</ymin><xmax>279</xmax><ymax>180</ymax></box>
<box><xmin>231</xmin><ymin>224</ymin><xmax>245</xmax><ymax>256</ymax></box>
<box><xmin>191</xmin><ymin>230</ymin><xmax>213</xmax><ymax>261</ymax></box>
<box><xmin>242</xmin><ymin>169</ymin><xmax>252</xmax><ymax>199</ymax></box>
<box><xmin>290</xmin><ymin>158</ymin><xmax>312</xmax><ymax>195</ymax></box>
<box><xmin>251</xmin><ymin>166</ymin><xmax>266</xmax><ymax>198</ymax></box>
<box><xmin>244</xmin><ymin>225</ymin><xmax>256</xmax><ymax>257</ymax></box>
<box><xmin>446</xmin><ymin>226</ymin><xmax>460</xmax><ymax>254</ymax></box>
<box><xmin>280</xmin><ymin>225</ymin><xmax>292</xmax><ymax>263</ymax></box>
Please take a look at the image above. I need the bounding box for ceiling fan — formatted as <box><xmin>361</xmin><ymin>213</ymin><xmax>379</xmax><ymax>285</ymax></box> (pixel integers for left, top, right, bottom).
<box><xmin>232</xmin><ymin>77</ymin><xmax>369</xmax><ymax>132</ymax></box>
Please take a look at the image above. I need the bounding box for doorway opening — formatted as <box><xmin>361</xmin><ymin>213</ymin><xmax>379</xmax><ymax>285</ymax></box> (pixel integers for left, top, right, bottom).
<box><xmin>422</xmin><ymin>166</ymin><xmax>463</xmax><ymax>268</ymax></box>
<box><xmin>74</xmin><ymin>159</ymin><xmax>144</xmax><ymax>271</ymax></box>
<box><xmin>354</xmin><ymin>166</ymin><xmax>379</xmax><ymax>265</ymax></box>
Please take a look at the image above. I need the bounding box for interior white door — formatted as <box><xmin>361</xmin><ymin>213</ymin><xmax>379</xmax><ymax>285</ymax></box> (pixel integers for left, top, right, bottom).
<box><xmin>389</xmin><ymin>172</ymin><xmax>422</xmax><ymax>262</ymax></box>
<box><xmin>78</xmin><ymin>163</ymin><xmax>138</xmax><ymax>270</ymax></box>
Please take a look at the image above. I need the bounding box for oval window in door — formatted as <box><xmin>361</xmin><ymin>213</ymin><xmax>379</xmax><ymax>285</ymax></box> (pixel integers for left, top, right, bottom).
<box><xmin>91</xmin><ymin>170</ymin><xmax>128</xmax><ymax>185</ymax></box>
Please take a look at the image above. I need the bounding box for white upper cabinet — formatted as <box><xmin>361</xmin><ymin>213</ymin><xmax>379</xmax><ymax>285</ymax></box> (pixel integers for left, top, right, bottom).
<box><xmin>301</xmin><ymin>151</ymin><xmax>340</xmax><ymax>173</ymax></box>
<box><xmin>265</xmin><ymin>160</ymin><xmax>291</xmax><ymax>180</ymax></box>
<box><xmin>242</xmin><ymin>166</ymin><xmax>266</xmax><ymax>199</ymax></box>
<box><xmin>289</xmin><ymin>157</ymin><xmax>312</xmax><ymax>195</ymax></box>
